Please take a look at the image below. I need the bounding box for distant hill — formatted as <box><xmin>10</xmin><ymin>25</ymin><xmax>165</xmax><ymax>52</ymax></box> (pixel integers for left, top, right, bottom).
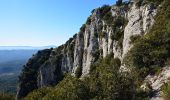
<box><xmin>0</xmin><ymin>50</ymin><xmax>37</xmax><ymax>64</ymax></box>
<box><xmin>0</xmin><ymin>48</ymin><xmax>42</xmax><ymax>94</ymax></box>
<box><xmin>0</xmin><ymin>46</ymin><xmax>56</xmax><ymax>50</ymax></box>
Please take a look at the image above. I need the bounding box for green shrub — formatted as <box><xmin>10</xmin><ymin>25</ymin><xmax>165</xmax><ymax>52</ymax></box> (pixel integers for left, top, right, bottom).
<box><xmin>87</xmin><ymin>54</ymin><xmax>139</xmax><ymax>100</ymax></box>
<box><xmin>99</xmin><ymin>5</ymin><xmax>111</xmax><ymax>19</ymax></box>
<box><xmin>0</xmin><ymin>92</ymin><xmax>15</xmax><ymax>100</ymax></box>
<box><xmin>130</xmin><ymin>35</ymin><xmax>141</xmax><ymax>44</ymax></box>
<box><xmin>24</xmin><ymin>87</ymin><xmax>52</xmax><ymax>100</ymax></box>
<box><xmin>99</xmin><ymin>31</ymin><xmax>107</xmax><ymax>38</ymax></box>
<box><xmin>116</xmin><ymin>0</ymin><xmax>123</xmax><ymax>6</ymax></box>
<box><xmin>103</xmin><ymin>11</ymin><xmax>114</xmax><ymax>25</ymax></box>
<box><xmin>80</xmin><ymin>24</ymin><xmax>86</xmax><ymax>32</ymax></box>
<box><xmin>75</xmin><ymin>66</ymin><xmax>82</xmax><ymax>78</ymax></box>
<box><xmin>112</xmin><ymin>28</ymin><xmax>124</xmax><ymax>40</ymax></box>
<box><xmin>86</xmin><ymin>16</ymin><xmax>91</xmax><ymax>25</ymax></box>
<box><xmin>92</xmin><ymin>49</ymin><xmax>101</xmax><ymax>62</ymax></box>
<box><xmin>146</xmin><ymin>0</ymin><xmax>164</xmax><ymax>4</ymax></box>
<box><xmin>43</xmin><ymin>75</ymin><xmax>90</xmax><ymax>100</ymax></box>
<box><xmin>113</xmin><ymin>16</ymin><xmax>127</xmax><ymax>28</ymax></box>
<box><xmin>161</xmin><ymin>82</ymin><xmax>170</xmax><ymax>100</ymax></box>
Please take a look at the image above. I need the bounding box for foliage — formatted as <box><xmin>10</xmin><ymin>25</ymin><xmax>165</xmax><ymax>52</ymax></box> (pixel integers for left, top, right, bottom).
<box><xmin>99</xmin><ymin>5</ymin><xmax>111</xmax><ymax>20</ymax></box>
<box><xmin>0</xmin><ymin>92</ymin><xmax>15</xmax><ymax>100</ymax></box>
<box><xmin>99</xmin><ymin>31</ymin><xmax>107</xmax><ymax>38</ymax></box>
<box><xmin>46</xmin><ymin>75</ymin><xmax>89</xmax><ymax>100</ymax></box>
<box><xmin>116</xmin><ymin>0</ymin><xmax>123</xmax><ymax>6</ymax></box>
<box><xmin>130</xmin><ymin>35</ymin><xmax>141</xmax><ymax>44</ymax></box>
<box><xmin>75</xmin><ymin>66</ymin><xmax>82</xmax><ymax>78</ymax></box>
<box><xmin>111</xmin><ymin>28</ymin><xmax>124</xmax><ymax>41</ymax></box>
<box><xmin>124</xmin><ymin>0</ymin><xmax>170</xmax><ymax>77</ymax></box>
<box><xmin>86</xmin><ymin>16</ymin><xmax>91</xmax><ymax>25</ymax></box>
<box><xmin>80</xmin><ymin>24</ymin><xmax>86</xmax><ymax>32</ymax></box>
<box><xmin>161</xmin><ymin>82</ymin><xmax>170</xmax><ymax>100</ymax></box>
<box><xmin>146</xmin><ymin>0</ymin><xmax>164</xmax><ymax>4</ymax></box>
<box><xmin>87</xmin><ymin>54</ymin><xmax>139</xmax><ymax>100</ymax></box>
<box><xmin>24</xmin><ymin>87</ymin><xmax>52</xmax><ymax>100</ymax></box>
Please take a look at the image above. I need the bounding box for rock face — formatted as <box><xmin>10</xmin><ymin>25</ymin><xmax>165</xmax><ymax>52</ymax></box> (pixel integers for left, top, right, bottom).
<box><xmin>141</xmin><ymin>67</ymin><xmax>170</xmax><ymax>100</ymax></box>
<box><xmin>123</xmin><ymin>2</ymin><xmax>156</xmax><ymax>57</ymax></box>
<box><xmin>16</xmin><ymin>1</ymin><xmax>157</xmax><ymax>99</ymax></box>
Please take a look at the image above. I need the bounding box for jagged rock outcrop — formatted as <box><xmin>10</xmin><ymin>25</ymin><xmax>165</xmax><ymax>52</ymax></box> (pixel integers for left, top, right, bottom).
<box><xmin>16</xmin><ymin>1</ymin><xmax>158</xmax><ymax>99</ymax></box>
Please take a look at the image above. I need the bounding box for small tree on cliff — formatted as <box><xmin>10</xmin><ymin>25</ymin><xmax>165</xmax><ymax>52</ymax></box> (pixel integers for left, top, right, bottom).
<box><xmin>116</xmin><ymin>0</ymin><xmax>123</xmax><ymax>6</ymax></box>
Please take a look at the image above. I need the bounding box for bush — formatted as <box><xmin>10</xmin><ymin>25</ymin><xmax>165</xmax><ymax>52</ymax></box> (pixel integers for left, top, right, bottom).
<box><xmin>80</xmin><ymin>24</ymin><xmax>86</xmax><ymax>32</ymax></box>
<box><xmin>43</xmin><ymin>75</ymin><xmax>90</xmax><ymax>100</ymax></box>
<box><xmin>146</xmin><ymin>0</ymin><xmax>164</xmax><ymax>4</ymax></box>
<box><xmin>116</xmin><ymin>0</ymin><xmax>123</xmax><ymax>6</ymax></box>
<box><xmin>161</xmin><ymin>82</ymin><xmax>170</xmax><ymax>100</ymax></box>
<box><xmin>111</xmin><ymin>28</ymin><xmax>124</xmax><ymax>41</ymax></box>
<box><xmin>99</xmin><ymin>31</ymin><xmax>107</xmax><ymax>38</ymax></box>
<box><xmin>75</xmin><ymin>66</ymin><xmax>82</xmax><ymax>78</ymax></box>
<box><xmin>86</xmin><ymin>16</ymin><xmax>91</xmax><ymax>25</ymax></box>
<box><xmin>24</xmin><ymin>87</ymin><xmax>52</xmax><ymax>100</ymax></box>
<box><xmin>130</xmin><ymin>35</ymin><xmax>141</xmax><ymax>44</ymax></box>
<box><xmin>87</xmin><ymin>54</ymin><xmax>139</xmax><ymax>100</ymax></box>
<box><xmin>99</xmin><ymin>5</ymin><xmax>111</xmax><ymax>19</ymax></box>
<box><xmin>0</xmin><ymin>92</ymin><xmax>15</xmax><ymax>100</ymax></box>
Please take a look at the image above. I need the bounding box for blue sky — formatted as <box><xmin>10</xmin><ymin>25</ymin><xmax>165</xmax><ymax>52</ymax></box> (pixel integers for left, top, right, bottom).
<box><xmin>0</xmin><ymin>0</ymin><xmax>116</xmax><ymax>46</ymax></box>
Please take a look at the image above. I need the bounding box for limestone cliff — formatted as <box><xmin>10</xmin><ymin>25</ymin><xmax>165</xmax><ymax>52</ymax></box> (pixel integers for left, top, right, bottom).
<box><xmin>16</xmin><ymin>0</ymin><xmax>158</xmax><ymax>99</ymax></box>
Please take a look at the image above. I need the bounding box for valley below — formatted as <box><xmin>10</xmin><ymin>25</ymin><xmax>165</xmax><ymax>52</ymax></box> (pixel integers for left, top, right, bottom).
<box><xmin>0</xmin><ymin>48</ymin><xmax>38</xmax><ymax>94</ymax></box>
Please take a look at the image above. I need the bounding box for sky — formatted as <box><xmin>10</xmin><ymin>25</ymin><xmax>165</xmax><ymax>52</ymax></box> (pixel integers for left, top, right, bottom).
<box><xmin>0</xmin><ymin>0</ymin><xmax>116</xmax><ymax>46</ymax></box>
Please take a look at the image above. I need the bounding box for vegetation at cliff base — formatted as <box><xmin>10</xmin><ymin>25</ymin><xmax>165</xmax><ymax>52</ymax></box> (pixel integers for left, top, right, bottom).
<box><xmin>0</xmin><ymin>92</ymin><xmax>15</xmax><ymax>100</ymax></box>
<box><xmin>24</xmin><ymin>54</ymin><xmax>149</xmax><ymax>100</ymax></box>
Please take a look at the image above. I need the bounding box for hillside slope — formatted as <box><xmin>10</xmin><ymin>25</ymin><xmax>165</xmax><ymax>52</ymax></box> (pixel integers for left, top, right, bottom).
<box><xmin>17</xmin><ymin>0</ymin><xmax>170</xmax><ymax>100</ymax></box>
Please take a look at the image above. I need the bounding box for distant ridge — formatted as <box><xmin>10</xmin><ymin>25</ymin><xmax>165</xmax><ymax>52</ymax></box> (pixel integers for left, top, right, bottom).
<box><xmin>0</xmin><ymin>46</ymin><xmax>56</xmax><ymax>50</ymax></box>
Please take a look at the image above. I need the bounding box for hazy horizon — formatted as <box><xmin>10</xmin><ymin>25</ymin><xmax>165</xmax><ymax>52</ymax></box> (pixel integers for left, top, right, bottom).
<box><xmin>0</xmin><ymin>0</ymin><xmax>116</xmax><ymax>46</ymax></box>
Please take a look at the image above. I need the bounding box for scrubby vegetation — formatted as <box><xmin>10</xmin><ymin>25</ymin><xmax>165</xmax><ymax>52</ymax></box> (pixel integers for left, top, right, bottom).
<box><xmin>124</xmin><ymin>0</ymin><xmax>170</xmax><ymax>77</ymax></box>
<box><xmin>116</xmin><ymin>0</ymin><xmax>123</xmax><ymax>6</ymax></box>
<box><xmin>80</xmin><ymin>24</ymin><xmax>86</xmax><ymax>32</ymax></box>
<box><xmin>161</xmin><ymin>82</ymin><xmax>170</xmax><ymax>100</ymax></box>
<box><xmin>130</xmin><ymin>35</ymin><xmax>141</xmax><ymax>44</ymax></box>
<box><xmin>24</xmin><ymin>87</ymin><xmax>52</xmax><ymax>100</ymax></box>
<box><xmin>87</xmin><ymin>54</ymin><xmax>137</xmax><ymax>100</ymax></box>
<box><xmin>25</xmin><ymin>75</ymin><xmax>89</xmax><ymax>100</ymax></box>
<box><xmin>0</xmin><ymin>92</ymin><xmax>15</xmax><ymax>100</ymax></box>
<box><xmin>24</xmin><ymin>54</ymin><xmax>149</xmax><ymax>100</ymax></box>
<box><xmin>75</xmin><ymin>66</ymin><xmax>82</xmax><ymax>78</ymax></box>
